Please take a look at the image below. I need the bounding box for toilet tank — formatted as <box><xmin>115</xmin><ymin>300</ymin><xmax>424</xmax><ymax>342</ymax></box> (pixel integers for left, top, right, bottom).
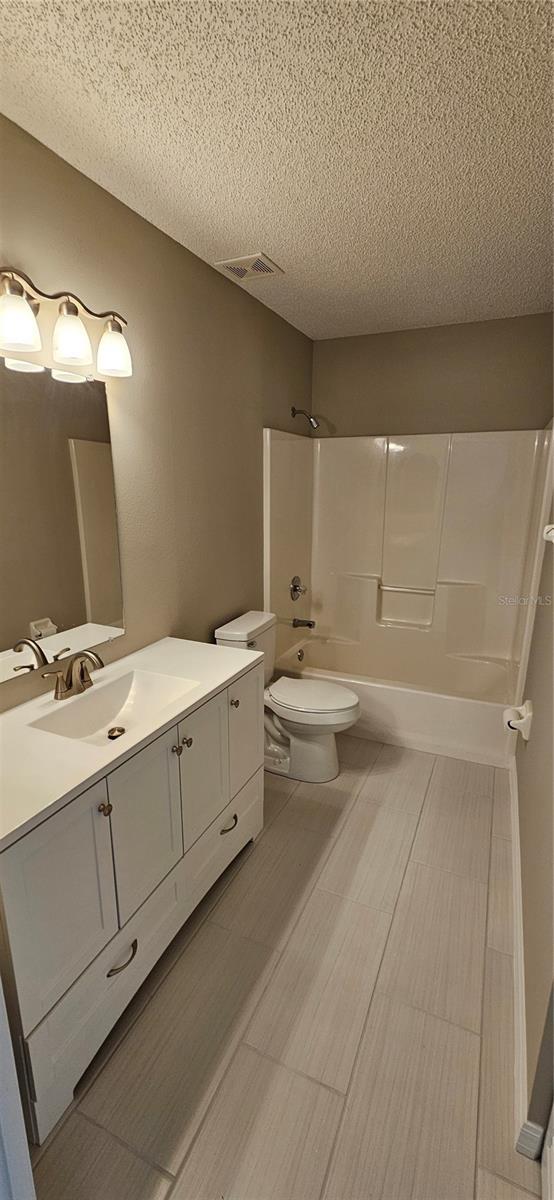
<box><xmin>214</xmin><ymin>611</ymin><xmax>276</xmax><ymax>684</ymax></box>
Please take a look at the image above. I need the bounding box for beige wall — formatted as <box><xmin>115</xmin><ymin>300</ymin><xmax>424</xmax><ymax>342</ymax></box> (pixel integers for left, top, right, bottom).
<box><xmin>312</xmin><ymin>315</ymin><xmax>553</xmax><ymax>436</ymax></box>
<box><xmin>0</xmin><ymin>116</ymin><xmax>312</xmax><ymax>711</ymax></box>
<box><xmin>0</xmin><ymin>367</ymin><xmax>109</xmax><ymax>647</ymax></box>
<box><xmin>516</xmin><ymin>525</ymin><xmax>553</xmax><ymax>1123</ymax></box>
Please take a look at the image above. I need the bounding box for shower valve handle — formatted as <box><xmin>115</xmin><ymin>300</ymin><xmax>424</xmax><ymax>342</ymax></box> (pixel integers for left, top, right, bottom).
<box><xmin>290</xmin><ymin>575</ymin><xmax>307</xmax><ymax>601</ymax></box>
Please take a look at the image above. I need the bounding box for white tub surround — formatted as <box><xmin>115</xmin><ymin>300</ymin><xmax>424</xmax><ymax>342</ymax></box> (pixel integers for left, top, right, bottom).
<box><xmin>0</xmin><ymin>638</ymin><xmax>265</xmax><ymax>1141</ymax></box>
<box><xmin>264</xmin><ymin>428</ymin><xmax>549</xmax><ymax>706</ymax></box>
<box><xmin>264</xmin><ymin>427</ymin><xmax>549</xmax><ymax>764</ymax></box>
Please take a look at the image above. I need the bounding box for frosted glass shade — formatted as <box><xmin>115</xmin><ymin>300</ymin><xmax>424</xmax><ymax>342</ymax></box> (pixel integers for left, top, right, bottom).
<box><xmin>51</xmin><ymin>368</ymin><xmax>87</xmax><ymax>384</ymax></box>
<box><xmin>0</xmin><ymin>291</ymin><xmax>42</xmax><ymax>352</ymax></box>
<box><xmin>4</xmin><ymin>357</ymin><xmax>45</xmax><ymax>373</ymax></box>
<box><xmin>53</xmin><ymin>309</ymin><xmax>93</xmax><ymax>366</ymax></box>
<box><xmin>97</xmin><ymin>322</ymin><xmax>133</xmax><ymax>377</ymax></box>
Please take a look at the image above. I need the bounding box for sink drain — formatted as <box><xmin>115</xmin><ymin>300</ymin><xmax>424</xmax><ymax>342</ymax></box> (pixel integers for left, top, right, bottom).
<box><xmin>108</xmin><ymin>726</ymin><xmax>125</xmax><ymax>740</ymax></box>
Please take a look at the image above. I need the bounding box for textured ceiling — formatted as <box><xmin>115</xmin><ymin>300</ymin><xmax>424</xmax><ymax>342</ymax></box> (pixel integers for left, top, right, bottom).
<box><xmin>1</xmin><ymin>1</ymin><xmax>551</xmax><ymax>339</ymax></box>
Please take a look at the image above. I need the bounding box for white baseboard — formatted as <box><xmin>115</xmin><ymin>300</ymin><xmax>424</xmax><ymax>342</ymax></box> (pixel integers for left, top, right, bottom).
<box><xmin>509</xmin><ymin>760</ymin><xmax>529</xmax><ymax>1146</ymax></box>
<box><xmin>542</xmin><ymin>1106</ymin><xmax>553</xmax><ymax>1197</ymax></box>
<box><xmin>516</xmin><ymin>1121</ymin><xmax>545</xmax><ymax>1161</ymax></box>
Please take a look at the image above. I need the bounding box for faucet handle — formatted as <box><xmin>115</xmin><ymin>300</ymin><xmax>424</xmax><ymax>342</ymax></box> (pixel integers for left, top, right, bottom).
<box><xmin>52</xmin><ymin>647</ymin><xmax>71</xmax><ymax>662</ymax></box>
<box><xmin>79</xmin><ymin>662</ymin><xmax>93</xmax><ymax>690</ymax></box>
<box><xmin>41</xmin><ymin>668</ymin><xmax>70</xmax><ymax>700</ymax></box>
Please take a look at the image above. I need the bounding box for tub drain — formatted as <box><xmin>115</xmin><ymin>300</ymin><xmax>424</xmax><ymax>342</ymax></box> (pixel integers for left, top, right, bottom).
<box><xmin>108</xmin><ymin>726</ymin><xmax>125</xmax><ymax>740</ymax></box>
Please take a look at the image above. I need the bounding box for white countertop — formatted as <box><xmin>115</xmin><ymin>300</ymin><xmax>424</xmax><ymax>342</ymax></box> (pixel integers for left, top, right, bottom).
<box><xmin>0</xmin><ymin>637</ymin><xmax>262</xmax><ymax>852</ymax></box>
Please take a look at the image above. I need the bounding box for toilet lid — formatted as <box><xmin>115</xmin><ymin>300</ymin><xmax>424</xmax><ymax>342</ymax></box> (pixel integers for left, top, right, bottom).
<box><xmin>267</xmin><ymin>676</ymin><xmax>359</xmax><ymax>714</ymax></box>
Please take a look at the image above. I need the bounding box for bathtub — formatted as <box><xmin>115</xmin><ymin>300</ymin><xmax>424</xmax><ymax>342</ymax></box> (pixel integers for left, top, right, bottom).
<box><xmin>276</xmin><ymin>636</ymin><xmax>515</xmax><ymax>766</ymax></box>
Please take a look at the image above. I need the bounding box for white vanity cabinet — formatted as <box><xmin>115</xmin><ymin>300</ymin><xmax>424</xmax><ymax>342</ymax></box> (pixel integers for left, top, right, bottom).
<box><xmin>0</xmin><ymin>655</ymin><xmax>264</xmax><ymax>1144</ymax></box>
<box><xmin>107</xmin><ymin>727</ymin><xmax>183</xmax><ymax>924</ymax></box>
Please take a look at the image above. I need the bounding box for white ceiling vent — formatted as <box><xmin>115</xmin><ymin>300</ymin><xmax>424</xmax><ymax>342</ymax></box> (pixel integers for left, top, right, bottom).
<box><xmin>215</xmin><ymin>253</ymin><xmax>283</xmax><ymax>281</ymax></box>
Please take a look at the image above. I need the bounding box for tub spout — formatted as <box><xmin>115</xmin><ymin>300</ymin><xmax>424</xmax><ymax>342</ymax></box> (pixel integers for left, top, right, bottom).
<box><xmin>292</xmin><ymin>618</ymin><xmax>316</xmax><ymax>629</ymax></box>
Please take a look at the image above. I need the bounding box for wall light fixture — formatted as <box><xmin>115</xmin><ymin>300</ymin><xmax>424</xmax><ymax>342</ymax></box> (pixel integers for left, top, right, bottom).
<box><xmin>0</xmin><ymin>275</ymin><xmax>42</xmax><ymax>352</ymax></box>
<box><xmin>0</xmin><ymin>268</ymin><xmax>132</xmax><ymax>381</ymax></box>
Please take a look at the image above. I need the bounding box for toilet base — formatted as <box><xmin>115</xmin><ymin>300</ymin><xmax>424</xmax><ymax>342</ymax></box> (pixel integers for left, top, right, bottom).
<box><xmin>264</xmin><ymin>728</ymin><xmax>339</xmax><ymax>784</ymax></box>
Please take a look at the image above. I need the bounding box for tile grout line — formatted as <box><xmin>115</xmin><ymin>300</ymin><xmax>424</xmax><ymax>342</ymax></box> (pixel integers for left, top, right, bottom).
<box><xmin>472</xmin><ymin>771</ymin><xmax>495</xmax><ymax>1200</ymax></box>
<box><xmin>72</xmin><ymin>1108</ymin><xmax>176</xmax><ymax>1184</ymax></box>
<box><xmin>314</xmin><ymin>881</ymin><xmax>396</xmax><ymax>916</ymax></box>
<box><xmin>316</xmin><ymin>751</ymin><xmax>441</xmax><ymax>1200</ymax></box>
<box><xmin>371</xmin><ymin>984</ymin><xmax>484</xmax><ymax>1039</ymax></box>
<box><xmin>263</xmin><ymin>776</ymin><xmax>302</xmax><ymax>828</ymax></box>
<box><xmin>233</xmin><ymin>1041</ymin><xmax>349</xmax><ymax>1098</ymax></box>
<box><xmin>164</xmin><ymin>742</ymin><xmax>385</xmax><ymax>1198</ymax></box>
<box><xmin>483</xmin><ymin>1167</ymin><xmax>543</xmax><ymax>1199</ymax></box>
<box><xmin>409</xmin><ymin>852</ymin><xmax>490</xmax><ymax>887</ymax></box>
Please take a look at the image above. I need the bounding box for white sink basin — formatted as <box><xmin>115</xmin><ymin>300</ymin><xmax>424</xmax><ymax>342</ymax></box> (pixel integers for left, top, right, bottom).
<box><xmin>31</xmin><ymin>670</ymin><xmax>199</xmax><ymax>746</ymax></box>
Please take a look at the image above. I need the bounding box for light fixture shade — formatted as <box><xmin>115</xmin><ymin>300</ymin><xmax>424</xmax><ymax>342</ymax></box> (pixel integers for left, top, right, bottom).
<box><xmin>0</xmin><ymin>289</ymin><xmax>42</xmax><ymax>352</ymax></box>
<box><xmin>4</xmin><ymin>357</ymin><xmax>45</xmax><ymax>373</ymax></box>
<box><xmin>53</xmin><ymin>301</ymin><xmax>93</xmax><ymax>366</ymax></box>
<box><xmin>97</xmin><ymin>319</ymin><xmax>133</xmax><ymax>377</ymax></box>
<box><xmin>51</xmin><ymin>368</ymin><xmax>87</xmax><ymax>384</ymax></box>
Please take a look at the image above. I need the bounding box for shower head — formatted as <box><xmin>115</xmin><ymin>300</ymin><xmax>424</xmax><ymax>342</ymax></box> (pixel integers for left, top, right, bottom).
<box><xmin>291</xmin><ymin>406</ymin><xmax>320</xmax><ymax>431</ymax></box>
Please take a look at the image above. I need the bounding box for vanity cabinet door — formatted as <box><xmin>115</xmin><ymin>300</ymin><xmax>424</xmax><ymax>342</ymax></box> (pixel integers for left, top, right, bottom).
<box><xmin>178</xmin><ymin>692</ymin><xmax>230</xmax><ymax>850</ymax></box>
<box><xmin>107</xmin><ymin>727</ymin><xmax>183</xmax><ymax>926</ymax></box>
<box><xmin>0</xmin><ymin>780</ymin><xmax>118</xmax><ymax>1036</ymax></box>
<box><xmin>228</xmin><ymin>664</ymin><xmax>265</xmax><ymax>797</ymax></box>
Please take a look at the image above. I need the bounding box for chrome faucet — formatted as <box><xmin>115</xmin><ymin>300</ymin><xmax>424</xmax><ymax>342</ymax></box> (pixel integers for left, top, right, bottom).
<box><xmin>42</xmin><ymin>650</ymin><xmax>104</xmax><ymax>700</ymax></box>
<box><xmin>292</xmin><ymin>618</ymin><xmax>316</xmax><ymax>629</ymax></box>
<box><xmin>13</xmin><ymin>638</ymin><xmax>49</xmax><ymax>671</ymax></box>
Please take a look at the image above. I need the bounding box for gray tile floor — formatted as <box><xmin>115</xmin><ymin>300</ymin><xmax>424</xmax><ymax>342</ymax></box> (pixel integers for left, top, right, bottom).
<box><xmin>33</xmin><ymin>736</ymin><xmax>541</xmax><ymax>1200</ymax></box>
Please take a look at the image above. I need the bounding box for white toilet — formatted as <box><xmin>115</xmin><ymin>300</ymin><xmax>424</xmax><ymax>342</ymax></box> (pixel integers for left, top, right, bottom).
<box><xmin>214</xmin><ymin>611</ymin><xmax>360</xmax><ymax>783</ymax></box>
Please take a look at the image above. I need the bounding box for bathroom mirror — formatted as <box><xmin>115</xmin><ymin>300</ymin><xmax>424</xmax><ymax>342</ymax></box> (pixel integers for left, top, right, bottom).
<box><xmin>0</xmin><ymin>361</ymin><xmax>124</xmax><ymax>682</ymax></box>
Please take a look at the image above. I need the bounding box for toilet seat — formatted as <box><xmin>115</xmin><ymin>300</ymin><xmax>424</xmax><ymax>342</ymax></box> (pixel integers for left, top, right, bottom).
<box><xmin>265</xmin><ymin>676</ymin><xmax>359</xmax><ymax>726</ymax></box>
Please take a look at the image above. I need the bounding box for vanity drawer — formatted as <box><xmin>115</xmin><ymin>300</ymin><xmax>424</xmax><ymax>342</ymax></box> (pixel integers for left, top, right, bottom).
<box><xmin>25</xmin><ymin>853</ymin><xmax>192</xmax><ymax>1143</ymax></box>
<box><xmin>184</xmin><ymin>767</ymin><xmax>264</xmax><ymax>911</ymax></box>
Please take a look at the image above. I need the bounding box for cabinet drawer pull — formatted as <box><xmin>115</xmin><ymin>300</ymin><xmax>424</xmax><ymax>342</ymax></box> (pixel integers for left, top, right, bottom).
<box><xmin>98</xmin><ymin>801</ymin><xmax>113</xmax><ymax>817</ymax></box>
<box><xmin>182</xmin><ymin>736</ymin><xmax>193</xmax><ymax>748</ymax></box>
<box><xmin>220</xmin><ymin>813</ymin><xmax>238</xmax><ymax>835</ymax></box>
<box><xmin>172</xmin><ymin>744</ymin><xmax>183</xmax><ymax>756</ymax></box>
<box><xmin>106</xmin><ymin>938</ymin><xmax>138</xmax><ymax>977</ymax></box>
<box><xmin>230</xmin><ymin>698</ymin><xmax>240</xmax><ymax>708</ymax></box>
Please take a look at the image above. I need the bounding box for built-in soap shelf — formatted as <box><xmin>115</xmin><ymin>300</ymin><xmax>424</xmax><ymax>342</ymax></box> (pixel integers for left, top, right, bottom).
<box><xmin>378</xmin><ymin>582</ymin><xmax>436</xmax><ymax>628</ymax></box>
